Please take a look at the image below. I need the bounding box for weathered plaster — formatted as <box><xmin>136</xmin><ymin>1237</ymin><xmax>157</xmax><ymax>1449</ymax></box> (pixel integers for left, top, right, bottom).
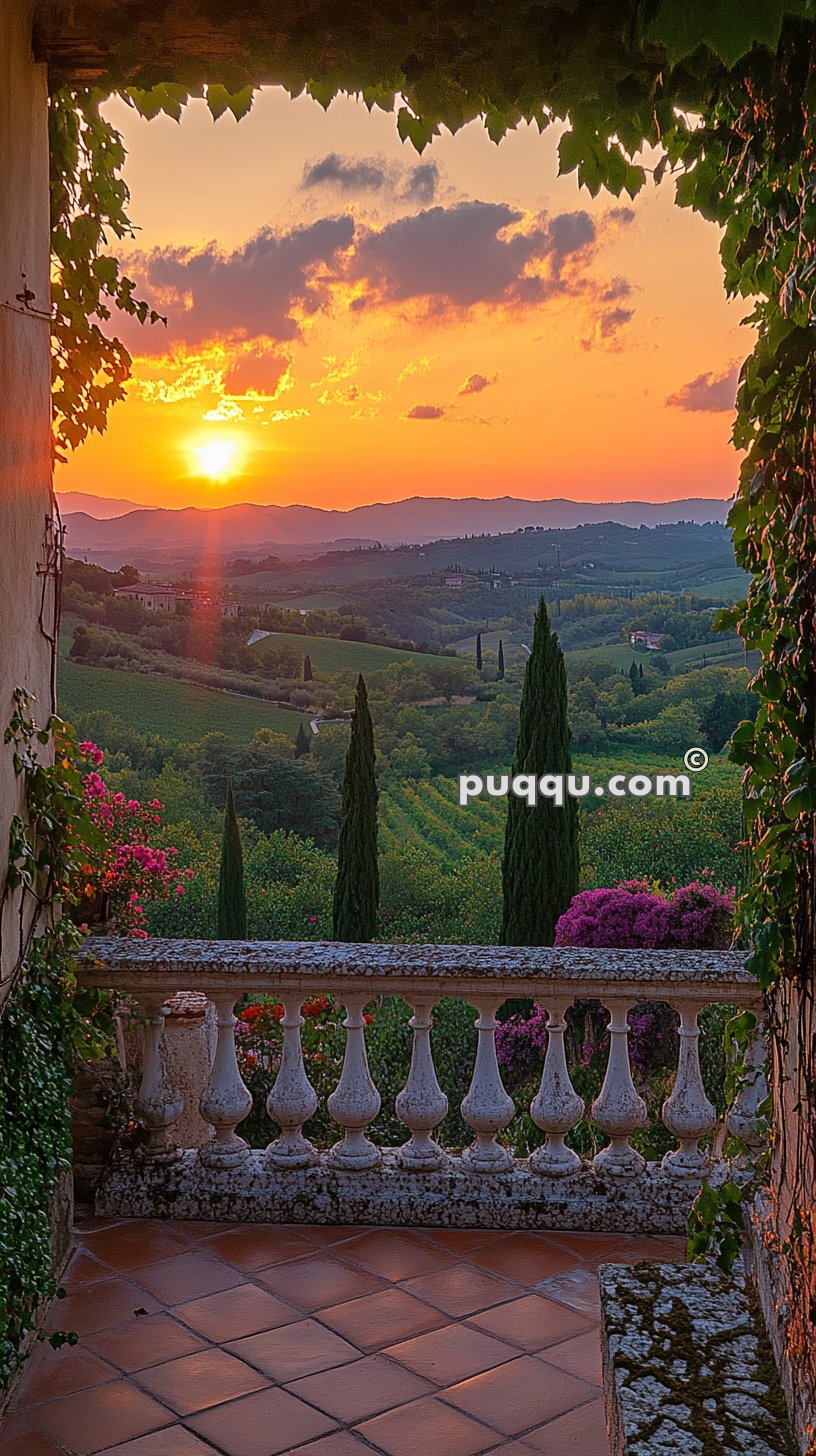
<box><xmin>600</xmin><ymin>1260</ymin><xmax>796</xmax><ymax>1455</ymax></box>
<box><xmin>0</xmin><ymin>0</ymin><xmax>55</xmax><ymax>1000</ymax></box>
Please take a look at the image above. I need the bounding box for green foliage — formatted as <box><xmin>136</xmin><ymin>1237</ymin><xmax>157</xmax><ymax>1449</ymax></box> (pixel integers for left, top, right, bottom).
<box><xmin>333</xmin><ymin>676</ymin><xmax>379</xmax><ymax>941</ymax></box>
<box><xmin>217</xmin><ymin>782</ymin><xmax>247</xmax><ymax>939</ymax></box>
<box><xmin>0</xmin><ymin>930</ymin><xmax>74</xmax><ymax>1389</ymax></box>
<box><xmin>501</xmin><ymin>598</ymin><xmax>579</xmax><ymax>945</ymax></box>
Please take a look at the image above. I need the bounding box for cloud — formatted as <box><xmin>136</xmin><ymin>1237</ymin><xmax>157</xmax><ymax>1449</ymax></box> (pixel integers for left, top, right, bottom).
<box><xmin>202</xmin><ymin>399</ymin><xmax>245</xmax><ymax>422</ymax></box>
<box><xmin>405</xmin><ymin>403</ymin><xmax>445</xmax><ymax>419</ymax></box>
<box><xmin>348</xmin><ymin>202</ymin><xmax>600</xmax><ymax>313</ymax></box>
<box><xmin>458</xmin><ymin>372</ymin><xmax>499</xmax><ymax>396</ymax></box>
<box><xmin>665</xmin><ymin>365</ymin><xmax>740</xmax><ymax>413</ymax></box>
<box><xmin>301</xmin><ymin>152</ymin><xmax>440</xmax><ymax>203</ymax></box>
<box><xmin>401</xmin><ymin>162</ymin><xmax>440</xmax><ymax>203</ymax></box>
<box><xmin>581</xmin><ymin>305</ymin><xmax>635</xmax><ymax>351</ymax></box>
<box><xmin>302</xmin><ymin>153</ymin><xmax>388</xmax><ymax>192</ymax></box>
<box><xmin>397</xmin><ymin>357</ymin><xmax>433</xmax><ymax>384</ymax></box>
<box><xmin>127</xmin><ymin>217</ymin><xmax>355</xmax><ymax>351</ymax></box>
<box><xmin>222</xmin><ymin>350</ymin><xmax>291</xmax><ymax>397</ymax></box>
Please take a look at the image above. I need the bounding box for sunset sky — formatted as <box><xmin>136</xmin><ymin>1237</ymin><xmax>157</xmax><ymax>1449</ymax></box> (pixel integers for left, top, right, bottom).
<box><xmin>55</xmin><ymin>87</ymin><xmax>750</xmax><ymax>512</ymax></box>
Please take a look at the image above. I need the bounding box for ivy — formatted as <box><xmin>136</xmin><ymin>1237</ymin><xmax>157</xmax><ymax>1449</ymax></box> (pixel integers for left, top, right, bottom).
<box><xmin>1</xmin><ymin>698</ymin><xmax>115</xmax><ymax>1390</ymax></box>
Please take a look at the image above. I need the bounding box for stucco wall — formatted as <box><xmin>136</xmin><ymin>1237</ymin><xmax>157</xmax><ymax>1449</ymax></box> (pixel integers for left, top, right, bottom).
<box><xmin>0</xmin><ymin>0</ymin><xmax>55</xmax><ymax>1002</ymax></box>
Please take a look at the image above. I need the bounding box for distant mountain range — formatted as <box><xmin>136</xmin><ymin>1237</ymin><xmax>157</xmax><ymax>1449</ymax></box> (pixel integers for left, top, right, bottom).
<box><xmin>61</xmin><ymin>494</ymin><xmax>732</xmax><ymax>562</ymax></box>
<box><xmin>58</xmin><ymin>490</ymin><xmax>144</xmax><ymax>519</ymax></box>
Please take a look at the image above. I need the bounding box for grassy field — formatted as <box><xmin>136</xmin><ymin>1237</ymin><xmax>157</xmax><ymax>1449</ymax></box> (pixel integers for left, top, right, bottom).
<box><xmin>58</xmin><ymin>659</ymin><xmax>304</xmax><ymax>742</ymax></box>
<box><xmin>566</xmin><ymin>634</ymin><xmax>752</xmax><ymax>674</ymax></box>
<box><xmin>253</xmin><ymin>631</ymin><xmax>458</xmax><ymax>675</ymax></box>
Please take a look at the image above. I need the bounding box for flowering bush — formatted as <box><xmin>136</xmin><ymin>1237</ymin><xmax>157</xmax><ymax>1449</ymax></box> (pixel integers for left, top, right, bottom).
<box><xmin>234</xmin><ymin>994</ymin><xmax>345</xmax><ymax>1147</ymax></box>
<box><xmin>498</xmin><ymin>879</ymin><xmax>735</xmax><ymax>1160</ymax></box>
<box><xmin>74</xmin><ymin>742</ymin><xmax>191</xmax><ymax>936</ymax></box>
<box><xmin>554</xmin><ymin>878</ymin><xmax>734</xmax><ymax>950</ymax></box>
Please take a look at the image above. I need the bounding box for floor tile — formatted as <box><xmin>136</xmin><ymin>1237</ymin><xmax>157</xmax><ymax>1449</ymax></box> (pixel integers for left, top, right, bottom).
<box><xmin>44</xmin><ymin>1278</ymin><xmax>161</xmax><ymax>1336</ymax></box>
<box><xmin>295</xmin><ymin>1436</ymin><xmax>379</xmax><ymax>1455</ymax></box>
<box><xmin>28</xmin><ymin>1381</ymin><xmax>173</xmax><ymax>1453</ymax></box>
<box><xmin>199</xmin><ymin>1225</ymin><xmax>314</xmax><ymax>1272</ymax></box>
<box><xmin>85</xmin><ymin>1312</ymin><xmax>208</xmax><ymax>1372</ymax></box>
<box><xmin>299</xmin><ymin>1225</ymin><xmax>367</xmax><ymax>1247</ymax></box>
<box><xmin>286</xmin><ymin>1354</ymin><xmax>434</xmax><ymax>1421</ymax></box>
<box><xmin>384</xmin><ymin>1323</ymin><xmax>517</xmax><ymax>1385</ymax></box>
<box><xmin>175</xmin><ymin>1221</ymin><xmax>237</xmax><ymax>1238</ymax></box>
<box><xmin>355</xmin><ymin>1395</ymin><xmax>498</xmax><ymax>1456</ymax></box>
<box><xmin>10</xmin><ymin>1340</ymin><xmax>116</xmax><ymax>1405</ymax></box>
<box><xmin>61</xmin><ymin>1249</ymin><xmax>115</xmax><ymax>1286</ymax></box>
<box><xmin>81</xmin><ymin>1221</ymin><xmax>192</xmax><ymax>1271</ymax></box>
<box><xmin>339</xmin><ymin>1230</ymin><xmax>455</xmax><ymax>1282</ymax></box>
<box><xmin>401</xmin><ymin>1263</ymin><xmax>517</xmax><ymax>1317</ymax></box>
<box><xmin>442</xmin><ymin>1353</ymin><xmax>601</xmax><ymax>1436</ymax></box>
<box><xmin>129</xmin><ymin>1252</ymin><xmax>243</xmax><ymax>1305</ymax></box>
<box><xmin>317</xmin><ymin>1287</ymin><xmax>447</xmax><ymax>1351</ymax></box>
<box><xmin>534</xmin><ymin>1268</ymin><xmax>602</xmax><ymax>1319</ymax></box>
<box><xmin>537</xmin><ymin>1330</ymin><xmax>603</xmax><ymax>1386</ymax></box>
<box><xmin>257</xmin><ymin>1254</ymin><xmax>387</xmax><ymax>1310</ymax></box>
<box><xmin>186</xmin><ymin>1386</ymin><xmax>337</xmax><ymax>1456</ymax></box>
<box><xmin>467</xmin><ymin>1294</ymin><xmax>594</xmax><ymax>1352</ymax></box>
<box><xmin>466</xmin><ymin>1234</ymin><xmax>580</xmax><ymax>1285</ymax></box>
<box><xmin>0</xmin><ymin>1417</ymin><xmax>66</xmax><ymax>1455</ymax></box>
<box><xmin>135</xmin><ymin>1348</ymin><xmax>268</xmax><ymax>1416</ymax></box>
<box><xmin>523</xmin><ymin>1396</ymin><xmax>609</xmax><ymax>1453</ymax></box>
<box><xmin>174</xmin><ymin>1283</ymin><xmax>299</xmax><ymax>1341</ymax></box>
<box><xmin>97</xmin><ymin>1430</ymin><xmax>220</xmax><ymax>1455</ymax></box>
<box><xmin>227</xmin><ymin>1319</ymin><xmax>361</xmax><ymax>1381</ymax></box>
<box><xmin>422</xmin><ymin>1228</ymin><xmax>509</xmax><ymax>1254</ymax></box>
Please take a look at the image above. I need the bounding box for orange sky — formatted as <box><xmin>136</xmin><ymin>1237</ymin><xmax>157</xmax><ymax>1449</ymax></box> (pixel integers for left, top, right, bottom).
<box><xmin>55</xmin><ymin>88</ymin><xmax>749</xmax><ymax>512</ymax></box>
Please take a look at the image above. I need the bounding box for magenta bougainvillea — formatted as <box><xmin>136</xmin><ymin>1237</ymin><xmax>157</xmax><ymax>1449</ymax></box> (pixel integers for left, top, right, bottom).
<box><xmin>554</xmin><ymin>878</ymin><xmax>734</xmax><ymax>951</ymax></box>
<box><xmin>75</xmin><ymin>742</ymin><xmax>191</xmax><ymax>936</ymax></box>
<box><xmin>496</xmin><ymin>880</ymin><xmax>735</xmax><ymax>1088</ymax></box>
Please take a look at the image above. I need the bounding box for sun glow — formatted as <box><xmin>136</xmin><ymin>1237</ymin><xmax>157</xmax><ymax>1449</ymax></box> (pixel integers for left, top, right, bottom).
<box><xmin>190</xmin><ymin>435</ymin><xmax>244</xmax><ymax>481</ymax></box>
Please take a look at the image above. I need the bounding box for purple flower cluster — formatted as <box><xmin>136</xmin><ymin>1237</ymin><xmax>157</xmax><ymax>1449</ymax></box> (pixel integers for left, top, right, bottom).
<box><xmin>495</xmin><ymin>1006</ymin><xmax>548</xmax><ymax>1087</ymax></box>
<box><xmin>554</xmin><ymin>879</ymin><xmax>733</xmax><ymax>951</ymax></box>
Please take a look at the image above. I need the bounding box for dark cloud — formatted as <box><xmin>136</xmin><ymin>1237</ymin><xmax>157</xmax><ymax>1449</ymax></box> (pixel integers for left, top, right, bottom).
<box><xmin>405</xmin><ymin>404</ymin><xmax>445</xmax><ymax>419</ymax></box>
<box><xmin>666</xmin><ymin>365</ymin><xmax>739</xmax><ymax>413</ymax></box>
<box><xmin>458</xmin><ymin>372</ymin><xmax>499</xmax><ymax>396</ymax></box>
<box><xmin>129</xmin><ymin>217</ymin><xmax>354</xmax><ymax>350</ymax></box>
<box><xmin>401</xmin><ymin>162</ymin><xmax>440</xmax><ymax>203</ymax></box>
<box><xmin>302</xmin><ymin>153</ymin><xmax>388</xmax><ymax>192</ymax></box>
<box><xmin>301</xmin><ymin>153</ymin><xmax>440</xmax><ymax>204</ymax></box>
<box><xmin>348</xmin><ymin>202</ymin><xmax>597</xmax><ymax>311</ymax></box>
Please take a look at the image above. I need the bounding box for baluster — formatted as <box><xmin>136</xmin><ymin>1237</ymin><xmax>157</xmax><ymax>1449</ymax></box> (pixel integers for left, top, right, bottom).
<box><xmin>327</xmin><ymin>995</ymin><xmax>381</xmax><ymax>1169</ymax></box>
<box><xmin>266</xmin><ymin>996</ymin><xmax>319</xmax><ymax>1168</ymax></box>
<box><xmin>662</xmin><ymin>1000</ymin><xmax>716</xmax><ymax>1177</ymax></box>
<box><xmin>591</xmin><ymin>1000</ymin><xmax>647</xmax><ymax>1177</ymax></box>
<box><xmin>727</xmin><ymin>1018</ymin><xmax>769</xmax><ymax>1154</ymax></box>
<box><xmin>135</xmin><ymin>994</ymin><xmax>184</xmax><ymax>1161</ymax></box>
<box><xmin>396</xmin><ymin>998</ymin><xmax>448</xmax><ymax>1170</ymax></box>
<box><xmin>461</xmin><ymin>998</ymin><xmax>515</xmax><ymax>1173</ymax></box>
<box><xmin>530</xmin><ymin>998</ymin><xmax>584</xmax><ymax>1176</ymax></box>
<box><xmin>198</xmin><ymin>994</ymin><xmax>252</xmax><ymax>1168</ymax></box>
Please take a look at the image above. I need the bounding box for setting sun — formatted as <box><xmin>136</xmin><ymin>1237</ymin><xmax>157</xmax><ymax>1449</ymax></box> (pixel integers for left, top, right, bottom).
<box><xmin>191</xmin><ymin>435</ymin><xmax>243</xmax><ymax>481</ymax></box>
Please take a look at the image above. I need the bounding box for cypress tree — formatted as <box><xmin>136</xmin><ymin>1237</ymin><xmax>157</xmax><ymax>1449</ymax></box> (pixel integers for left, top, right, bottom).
<box><xmin>500</xmin><ymin>597</ymin><xmax>579</xmax><ymax>946</ymax></box>
<box><xmin>475</xmin><ymin>632</ymin><xmax>483</xmax><ymax>671</ymax></box>
<box><xmin>332</xmin><ymin>674</ymin><xmax>379</xmax><ymax>941</ymax></box>
<box><xmin>303</xmin><ymin>653</ymin><xmax>313</xmax><ymax>681</ymax></box>
<box><xmin>217</xmin><ymin>780</ymin><xmax>247</xmax><ymax>939</ymax></box>
<box><xmin>497</xmin><ymin>639</ymin><xmax>505</xmax><ymax>680</ymax></box>
<box><xmin>295</xmin><ymin>722</ymin><xmax>311</xmax><ymax>757</ymax></box>
<box><xmin>629</xmin><ymin>659</ymin><xmax>639</xmax><ymax>693</ymax></box>
<box><xmin>639</xmin><ymin>662</ymin><xmax>644</xmax><ymax>680</ymax></box>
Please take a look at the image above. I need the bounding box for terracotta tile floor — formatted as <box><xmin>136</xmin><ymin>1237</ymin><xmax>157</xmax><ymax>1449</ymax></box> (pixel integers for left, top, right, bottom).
<box><xmin>3</xmin><ymin>1217</ymin><xmax>685</xmax><ymax>1455</ymax></box>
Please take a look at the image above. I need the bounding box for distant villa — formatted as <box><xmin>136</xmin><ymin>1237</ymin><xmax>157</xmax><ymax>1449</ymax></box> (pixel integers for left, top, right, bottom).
<box><xmin>114</xmin><ymin>585</ymin><xmax>239</xmax><ymax>618</ymax></box>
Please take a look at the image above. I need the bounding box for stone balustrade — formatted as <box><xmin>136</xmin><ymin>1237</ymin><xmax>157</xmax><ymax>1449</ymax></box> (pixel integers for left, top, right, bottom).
<box><xmin>79</xmin><ymin>938</ymin><xmax>765</xmax><ymax>1234</ymax></box>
